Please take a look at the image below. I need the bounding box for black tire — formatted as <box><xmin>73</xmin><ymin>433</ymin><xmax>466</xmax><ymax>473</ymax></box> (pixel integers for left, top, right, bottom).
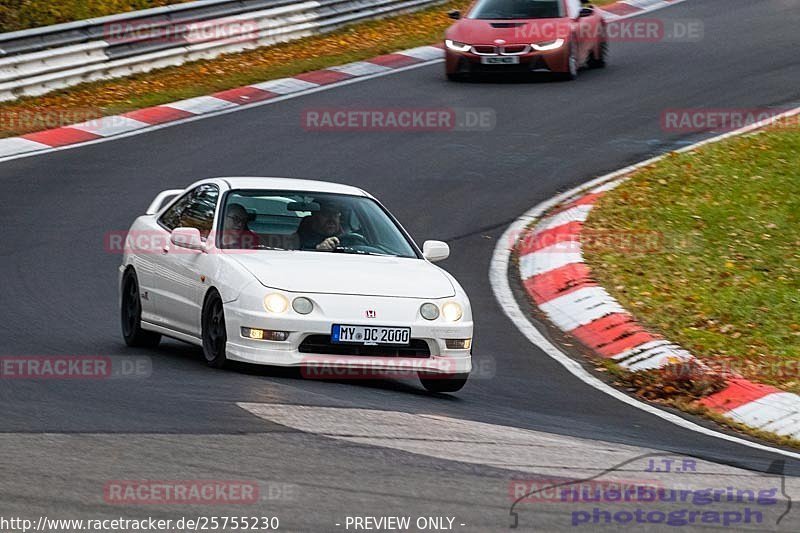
<box><xmin>121</xmin><ymin>269</ymin><xmax>161</xmax><ymax>348</ymax></box>
<box><xmin>419</xmin><ymin>372</ymin><xmax>469</xmax><ymax>393</ymax></box>
<box><xmin>446</xmin><ymin>73</ymin><xmax>467</xmax><ymax>82</ymax></box>
<box><xmin>202</xmin><ymin>290</ymin><xmax>228</xmax><ymax>368</ymax></box>
<box><xmin>588</xmin><ymin>39</ymin><xmax>607</xmax><ymax>69</ymax></box>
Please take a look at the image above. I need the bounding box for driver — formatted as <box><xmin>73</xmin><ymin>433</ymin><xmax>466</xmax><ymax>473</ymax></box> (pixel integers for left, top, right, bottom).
<box><xmin>299</xmin><ymin>202</ymin><xmax>344</xmax><ymax>251</ymax></box>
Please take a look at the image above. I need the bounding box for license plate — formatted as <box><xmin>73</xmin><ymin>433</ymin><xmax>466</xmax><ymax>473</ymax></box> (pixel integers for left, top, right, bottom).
<box><xmin>481</xmin><ymin>56</ymin><xmax>520</xmax><ymax>65</ymax></box>
<box><xmin>332</xmin><ymin>325</ymin><xmax>411</xmax><ymax>346</ymax></box>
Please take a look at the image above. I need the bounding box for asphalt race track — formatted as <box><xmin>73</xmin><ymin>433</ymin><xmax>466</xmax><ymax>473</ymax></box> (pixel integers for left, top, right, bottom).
<box><xmin>1</xmin><ymin>0</ymin><xmax>800</xmax><ymax>530</ymax></box>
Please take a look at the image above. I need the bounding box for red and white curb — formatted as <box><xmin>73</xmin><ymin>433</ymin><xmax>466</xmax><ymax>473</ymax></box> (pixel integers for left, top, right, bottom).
<box><xmin>513</xmin><ymin>107</ymin><xmax>800</xmax><ymax>441</ymax></box>
<box><xmin>0</xmin><ymin>44</ymin><xmax>444</xmax><ymax>161</ymax></box>
<box><xmin>599</xmin><ymin>0</ymin><xmax>688</xmax><ymax>19</ymax></box>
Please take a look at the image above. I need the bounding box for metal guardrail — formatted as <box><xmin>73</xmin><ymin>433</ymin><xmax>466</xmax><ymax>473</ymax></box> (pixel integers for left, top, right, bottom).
<box><xmin>0</xmin><ymin>0</ymin><xmax>443</xmax><ymax>102</ymax></box>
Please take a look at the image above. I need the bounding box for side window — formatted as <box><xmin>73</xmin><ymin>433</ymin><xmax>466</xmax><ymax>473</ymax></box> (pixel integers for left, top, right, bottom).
<box><xmin>159</xmin><ymin>192</ymin><xmax>194</xmax><ymax>231</ymax></box>
<box><xmin>158</xmin><ymin>184</ymin><xmax>219</xmax><ymax>238</ymax></box>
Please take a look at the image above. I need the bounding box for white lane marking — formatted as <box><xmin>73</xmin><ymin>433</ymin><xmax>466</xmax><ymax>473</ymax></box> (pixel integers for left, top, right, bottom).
<box><xmin>236</xmin><ymin>403</ymin><xmax>789</xmax><ymax>490</ymax></box>
<box><xmin>591</xmin><ymin>179</ymin><xmax>625</xmax><ymax>194</ymax></box>
<box><xmin>489</xmin><ymin>106</ymin><xmax>800</xmax><ymax>461</ymax></box>
<box><xmin>71</xmin><ymin>116</ymin><xmax>150</xmax><ymax>137</ymax></box>
<box><xmin>329</xmin><ymin>61</ymin><xmax>391</xmax><ymax>77</ymax></box>
<box><xmin>539</xmin><ymin>286</ymin><xmax>626</xmax><ymax>331</ymax></box>
<box><xmin>250</xmin><ymin>77</ymin><xmax>320</xmax><ymax>94</ymax></box>
<box><xmin>625</xmin><ymin>0</ymin><xmax>671</xmax><ymax>9</ymax></box>
<box><xmin>0</xmin><ymin>59</ymin><xmax>444</xmax><ymax>164</ymax></box>
<box><xmin>166</xmin><ymin>95</ymin><xmax>237</xmax><ymax>114</ymax></box>
<box><xmin>0</xmin><ymin>137</ymin><xmax>49</xmax><ymax>157</ymax></box>
<box><xmin>398</xmin><ymin>45</ymin><xmax>445</xmax><ymax>61</ymax></box>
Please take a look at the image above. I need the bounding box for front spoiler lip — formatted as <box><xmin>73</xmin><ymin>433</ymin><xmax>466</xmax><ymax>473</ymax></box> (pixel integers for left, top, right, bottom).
<box><xmin>225</xmin><ymin>344</ymin><xmax>473</xmax><ymax>374</ymax></box>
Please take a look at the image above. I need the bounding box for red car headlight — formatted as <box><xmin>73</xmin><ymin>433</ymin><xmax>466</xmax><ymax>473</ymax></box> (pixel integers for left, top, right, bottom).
<box><xmin>531</xmin><ymin>38</ymin><xmax>565</xmax><ymax>51</ymax></box>
<box><xmin>445</xmin><ymin>39</ymin><xmax>471</xmax><ymax>52</ymax></box>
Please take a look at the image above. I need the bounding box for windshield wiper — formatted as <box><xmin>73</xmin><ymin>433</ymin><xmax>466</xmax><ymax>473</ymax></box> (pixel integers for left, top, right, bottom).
<box><xmin>331</xmin><ymin>247</ymin><xmax>394</xmax><ymax>257</ymax></box>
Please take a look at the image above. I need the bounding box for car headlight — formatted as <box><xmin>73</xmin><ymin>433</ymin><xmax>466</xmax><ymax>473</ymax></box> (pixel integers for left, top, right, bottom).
<box><xmin>531</xmin><ymin>38</ymin><xmax>565</xmax><ymax>51</ymax></box>
<box><xmin>292</xmin><ymin>297</ymin><xmax>313</xmax><ymax>315</ymax></box>
<box><xmin>420</xmin><ymin>303</ymin><xmax>440</xmax><ymax>321</ymax></box>
<box><xmin>263</xmin><ymin>293</ymin><xmax>289</xmax><ymax>314</ymax></box>
<box><xmin>442</xmin><ymin>301</ymin><xmax>463</xmax><ymax>322</ymax></box>
<box><xmin>445</xmin><ymin>39</ymin><xmax>471</xmax><ymax>52</ymax></box>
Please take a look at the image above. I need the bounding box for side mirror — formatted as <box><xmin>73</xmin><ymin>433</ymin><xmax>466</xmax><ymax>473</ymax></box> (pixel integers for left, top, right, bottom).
<box><xmin>146</xmin><ymin>189</ymin><xmax>184</xmax><ymax>215</ymax></box>
<box><xmin>423</xmin><ymin>240</ymin><xmax>450</xmax><ymax>262</ymax></box>
<box><xmin>447</xmin><ymin>10</ymin><xmax>460</xmax><ymax>20</ymax></box>
<box><xmin>170</xmin><ymin>227</ymin><xmax>204</xmax><ymax>251</ymax></box>
<box><xmin>579</xmin><ymin>7</ymin><xmax>594</xmax><ymax>17</ymax></box>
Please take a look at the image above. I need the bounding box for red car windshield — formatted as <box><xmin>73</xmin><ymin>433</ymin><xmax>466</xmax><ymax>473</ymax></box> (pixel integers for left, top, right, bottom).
<box><xmin>470</xmin><ymin>0</ymin><xmax>564</xmax><ymax>20</ymax></box>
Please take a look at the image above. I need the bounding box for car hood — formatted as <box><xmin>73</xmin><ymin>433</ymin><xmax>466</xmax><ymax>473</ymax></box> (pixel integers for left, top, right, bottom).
<box><xmin>229</xmin><ymin>251</ymin><xmax>456</xmax><ymax>298</ymax></box>
<box><xmin>446</xmin><ymin>18</ymin><xmax>570</xmax><ymax>44</ymax></box>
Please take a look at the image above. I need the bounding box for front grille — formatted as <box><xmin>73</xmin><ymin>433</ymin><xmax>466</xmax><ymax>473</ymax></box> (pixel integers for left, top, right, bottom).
<box><xmin>503</xmin><ymin>45</ymin><xmax>528</xmax><ymax>54</ymax></box>
<box><xmin>460</xmin><ymin>56</ymin><xmax>550</xmax><ymax>74</ymax></box>
<box><xmin>470</xmin><ymin>44</ymin><xmax>531</xmax><ymax>56</ymax></box>
<box><xmin>299</xmin><ymin>335</ymin><xmax>431</xmax><ymax>358</ymax></box>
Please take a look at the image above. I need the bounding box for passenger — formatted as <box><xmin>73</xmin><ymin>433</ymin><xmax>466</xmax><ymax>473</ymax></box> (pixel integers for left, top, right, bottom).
<box><xmin>221</xmin><ymin>203</ymin><xmax>261</xmax><ymax>249</ymax></box>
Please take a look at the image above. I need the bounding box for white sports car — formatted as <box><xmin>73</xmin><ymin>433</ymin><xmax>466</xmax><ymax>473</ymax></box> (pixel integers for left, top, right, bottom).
<box><xmin>119</xmin><ymin>177</ymin><xmax>473</xmax><ymax>392</ymax></box>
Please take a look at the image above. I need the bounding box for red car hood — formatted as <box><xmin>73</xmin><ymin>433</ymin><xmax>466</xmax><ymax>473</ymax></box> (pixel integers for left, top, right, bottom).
<box><xmin>446</xmin><ymin>18</ymin><xmax>571</xmax><ymax>45</ymax></box>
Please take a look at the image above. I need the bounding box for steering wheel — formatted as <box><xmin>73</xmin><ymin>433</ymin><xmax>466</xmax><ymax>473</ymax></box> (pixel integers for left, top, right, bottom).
<box><xmin>336</xmin><ymin>233</ymin><xmax>369</xmax><ymax>247</ymax></box>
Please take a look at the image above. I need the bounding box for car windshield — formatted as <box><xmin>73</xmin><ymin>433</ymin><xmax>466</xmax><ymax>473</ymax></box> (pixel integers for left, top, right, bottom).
<box><xmin>470</xmin><ymin>0</ymin><xmax>563</xmax><ymax>20</ymax></box>
<box><xmin>217</xmin><ymin>190</ymin><xmax>418</xmax><ymax>258</ymax></box>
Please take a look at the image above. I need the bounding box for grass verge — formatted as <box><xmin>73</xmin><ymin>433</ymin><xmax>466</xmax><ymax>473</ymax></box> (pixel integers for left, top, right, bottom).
<box><xmin>0</xmin><ymin>1</ymin><xmax>190</xmax><ymax>33</ymax></box>
<box><xmin>583</xmin><ymin>126</ymin><xmax>800</xmax><ymax>393</ymax></box>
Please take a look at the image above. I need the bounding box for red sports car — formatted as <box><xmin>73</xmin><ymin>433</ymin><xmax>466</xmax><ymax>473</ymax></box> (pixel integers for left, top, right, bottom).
<box><xmin>444</xmin><ymin>0</ymin><xmax>607</xmax><ymax>80</ymax></box>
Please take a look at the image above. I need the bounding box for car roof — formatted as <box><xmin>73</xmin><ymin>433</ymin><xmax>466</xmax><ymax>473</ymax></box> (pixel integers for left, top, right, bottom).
<box><xmin>197</xmin><ymin>177</ymin><xmax>370</xmax><ymax>197</ymax></box>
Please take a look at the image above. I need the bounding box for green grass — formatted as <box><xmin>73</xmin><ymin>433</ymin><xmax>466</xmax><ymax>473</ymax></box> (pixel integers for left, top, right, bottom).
<box><xmin>583</xmin><ymin>128</ymin><xmax>800</xmax><ymax>392</ymax></box>
<box><xmin>0</xmin><ymin>1</ymin><xmax>191</xmax><ymax>32</ymax></box>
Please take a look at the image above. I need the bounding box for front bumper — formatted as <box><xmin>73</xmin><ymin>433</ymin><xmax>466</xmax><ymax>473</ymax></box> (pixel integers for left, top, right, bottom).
<box><xmin>445</xmin><ymin>46</ymin><xmax>569</xmax><ymax>75</ymax></box>
<box><xmin>224</xmin><ymin>295</ymin><xmax>473</xmax><ymax>376</ymax></box>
